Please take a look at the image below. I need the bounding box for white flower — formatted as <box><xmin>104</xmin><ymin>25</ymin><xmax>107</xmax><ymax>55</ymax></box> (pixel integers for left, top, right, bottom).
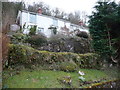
<box><xmin>78</xmin><ymin>71</ymin><xmax>85</xmax><ymax>76</ymax></box>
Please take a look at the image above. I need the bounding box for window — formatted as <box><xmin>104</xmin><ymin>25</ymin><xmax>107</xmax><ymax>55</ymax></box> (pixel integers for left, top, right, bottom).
<box><xmin>53</xmin><ymin>18</ymin><xmax>58</xmax><ymax>26</ymax></box>
<box><xmin>36</xmin><ymin>27</ymin><xmax>44</xmax><ymax>34</ymax></box>
<box><xmin>29</xmin><ymin>14</ymin><xmax>36</xmax><ymax>23</ymax></box>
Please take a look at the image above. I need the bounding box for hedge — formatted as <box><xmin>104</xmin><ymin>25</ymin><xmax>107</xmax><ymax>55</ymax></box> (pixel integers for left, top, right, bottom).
<box><xmin>7</xmin><ymin>44</ymin><xmax>100</xmax><ymax>71</ymax></box>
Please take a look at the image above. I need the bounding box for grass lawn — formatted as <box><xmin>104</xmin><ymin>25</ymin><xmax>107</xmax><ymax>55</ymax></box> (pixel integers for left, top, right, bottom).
<box><xmin>2</xmin><ymin>68</ymin><xmax>120</xmax><ymax>88</ymax></box>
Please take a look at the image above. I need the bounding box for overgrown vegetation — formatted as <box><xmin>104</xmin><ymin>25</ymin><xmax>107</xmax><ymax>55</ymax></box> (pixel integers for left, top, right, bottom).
<box><xmin>7</xmin><ymin>44</ymin><xmax>100</xmax><ymax>70</ymax></box>
<box><xmin>10</xmin><ymin>33</ymin><xmax>28</xmax><ymax>44</ymax></box>
<box><xmin>76</xmin><ymin>31</ymin><xmax>89</xmax><ymax>38</ymax></box>
<box><xmin>40</xmin><ymin>34</ymin><xmax>91</xmax><ymax>53</ymax></box>
<box><xmin>26</xmin><ymin>35</ymin><xmax>47</xmax><ymax>47</ymax></box>
<box><xmin>29</xmin><ymin>25</ymin><xmax>37</xmax><ymax>36</ymax></box>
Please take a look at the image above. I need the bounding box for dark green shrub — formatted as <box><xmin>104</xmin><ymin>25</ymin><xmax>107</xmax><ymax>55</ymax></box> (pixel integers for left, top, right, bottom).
<box><xmin>11</xmin><ymin>33</ymin><xmax>28</xmax><ymax>44</ymax></box>
<box><xmin>8</xmin><ymin>44</ymin><xmax>27</xmax><ymax>65</ymax></box>
<box><xmin>26</xmin><ymin>35</ymin><xmax>47</xmax><ymax>47</ymax></box>
<box><xmin>48</xmin><ymin>26</ymin><xmax>57</xmax><ymax>35</ymax></box>
<box><xmin>29</xmin><ymin>25</ymin><xmax>37</xmax><ymax>35</ymax></box>
<box><xmin>78</xmin><ymin>53</ymin><xmax>100</xmax><ymax>68</ymax></box>
<box><xmin>76</xmin><ymin>31</ymin><xmax>89</xmax><ymax>38</ymax></box>
<box><xmin>59</xmin><ymin>61</ymin><xmax>78</xmax><ymax>72</ymax></box>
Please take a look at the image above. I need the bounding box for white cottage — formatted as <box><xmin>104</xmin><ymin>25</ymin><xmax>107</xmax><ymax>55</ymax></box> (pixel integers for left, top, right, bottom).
<box><xmin>16</xmin><ymin>10</ymin><xmax>89</xmax><ymax>37</ymax></box>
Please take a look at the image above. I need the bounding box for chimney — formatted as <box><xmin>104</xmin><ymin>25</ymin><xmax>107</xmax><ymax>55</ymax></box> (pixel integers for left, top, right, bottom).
<box><xmin>79</xmin><ymin>21</ymin><xmax>84</xmax><ymax>26</ymax></box>
<box><xmin>37</xmin><ymin>8</ymin><xmax>42</xmax><ymax>15</ymax></box>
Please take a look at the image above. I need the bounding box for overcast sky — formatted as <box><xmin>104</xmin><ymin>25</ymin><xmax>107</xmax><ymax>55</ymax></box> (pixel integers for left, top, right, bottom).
<box><xmin>39</xmin><ymin>0</ymin><xmax>97</xmax><ymax>15</ymax></box>
<box><xmin>26</xmin><ymin>0</ymin><xmax>120</xmax><ymax>15</ymax></box>
<box><xmin>10</xmin><ymin>0</ymin><xmax>120</xmax><ymax>15</ymax></box>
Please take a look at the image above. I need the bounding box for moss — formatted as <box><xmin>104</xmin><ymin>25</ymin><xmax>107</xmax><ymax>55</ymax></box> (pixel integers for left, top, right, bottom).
<box><xmin>59</xmin><ymin>61</ymin><xmax>78</xmax><ymax>72</ymax></box>
<box><xmin>8</xmin><ymin>44</ymin><xmax>100</xmax><ymax>70</ymax></box>
<box><xmin>87</xmin><ymin>79</ymin><xmax>118</xmax><ymax>88</ymax></box>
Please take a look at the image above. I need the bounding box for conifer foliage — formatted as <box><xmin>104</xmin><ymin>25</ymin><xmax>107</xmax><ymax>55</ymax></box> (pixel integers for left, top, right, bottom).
<box><xmin>89</xmin><ymin>1</ymin><xmax>120</xmax><ymax>64</ymax></box>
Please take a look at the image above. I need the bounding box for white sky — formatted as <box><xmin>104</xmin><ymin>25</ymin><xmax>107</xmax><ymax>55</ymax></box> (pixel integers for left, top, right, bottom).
<box><xmin>9</xmin><ymin>0</ymin><xmax>120</xmax><ymax>15</ymax></box>
<box><xmin>25</xmin><ymin>0</ymin><xmax>120</xmax><ymax>15</ymax></box>
<box><xmin>39</xmin><ymin>0</ymin><xmax>97</xmax><ymax>15</ymax></box>
<box><xmin>25</xmin><ymin>0</ymin><xmax>97</xmax><ymax>15</ymax></box>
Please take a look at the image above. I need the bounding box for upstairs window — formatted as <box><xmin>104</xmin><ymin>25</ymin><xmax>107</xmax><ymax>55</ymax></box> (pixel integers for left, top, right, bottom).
<box><xmin>29</xmin><ymin>13</ymin><xmax>36</xmax><ymax>23</ymax></box>
<box><xmin>53</xmin><ymin>18</ymin><xmax>58</xmax><ymax>26</ymax></box>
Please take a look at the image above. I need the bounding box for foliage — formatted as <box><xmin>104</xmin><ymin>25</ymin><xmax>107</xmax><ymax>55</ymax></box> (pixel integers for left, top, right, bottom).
<box><xmin>10</xmin><ymin>33</ymin><xmax>29</xmax><ymax>44</ymax></box>
<box><xmin>26</xmin><ymin>34</ymin><xmax>47</xmax><ymax>47</ymax></box>
<box><xmin>29</xmin><ymin>25</ymin><xmax>37</xmax><ymax>35</ymax></box>
<box><xmin>89</xmin><ymin>1</ymin><xmax>120</xmax><ymax>63</ymax></box>
<box><xmin>59</xmin><ymin>61</ymin><xmax>78</xmax><ymax>72</ymax></box>
<box><xmin>7</xmin><ymin>44</ymin><xmax>100</xmax><ymax>70</ymax></box>
<box><xmin>76</xmin><ymin>31</ymin><xmax>89</xmax><ymax>38</ymax></box>
<box><xmin>44</xmin><ymin>34</ymin><xmax>91</xmax><ymax>53</ymax></box>
<box><xmin>48</xmin><ymin>26</ymin><xmax>57</xmax><ymax>35</ymax></box>
<box><xmin>8</xmin><ymin>44</ymin><xmax>27</xmax><ymax>66</ymax></box>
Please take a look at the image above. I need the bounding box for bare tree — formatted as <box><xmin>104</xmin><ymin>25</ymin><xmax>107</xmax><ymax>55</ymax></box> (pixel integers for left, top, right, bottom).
<box><xmin>52</xmin><ymin>8</ymin><xmax>61</xmax><ymax>17</ymax></box>
<box><xmin>81</xmin><ymin>11</ymin><xmax>87</xmax><ymax>24</ymax></box>
<box><xmin>27</xmin><ymin>2</ymin><xmax>52</xmax><ymax>16</ymax></box>
<box><xmin>68</xmin><ymin>11</ymin><xmax>81</xmax><ymax>25</ymax></box>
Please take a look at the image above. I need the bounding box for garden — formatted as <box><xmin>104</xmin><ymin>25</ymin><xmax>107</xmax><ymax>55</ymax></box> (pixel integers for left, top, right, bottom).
<box><xmin>2</xmin><ymin>1</ymin><xmax>120</xmax><ymax>89</ymax></box>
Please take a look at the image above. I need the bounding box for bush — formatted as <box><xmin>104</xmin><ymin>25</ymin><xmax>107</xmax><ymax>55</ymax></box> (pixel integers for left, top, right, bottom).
<box><xmin>7</xmin><ymin>44</ymin><xmax>100</xmax><ymax>70</ymax></box>
<box><xmin>8</xmin><ymin>44</ymin><xmax>27</xmax><ymax>65</ymax></box>
<box><xmin>42</xmin><ymin>34</ymin><xmax>91</xmax><ymax>53</ymax></box>
<box><xmin>10</xmin><ymin>33</ymin><xmax>28</xmax><ymax>44</ymax></box>
<box><xmin>26</xmin><ymin>34</ymin><xmax>47</xmax><ymax>47</ymax></box>
<box><xmin>59</xmin><ymin>61</ymin><xmax>78</xmax><ymax>72</ymax></box>
<box><xmin>76</xmin><ymin>31</ymin><xmax>89</xmax><ymax>38</ymax></box>
<box><xmin>29</xmin><ymin>25</ymin><xmax>37</xmax><ymax>35</ymax></box>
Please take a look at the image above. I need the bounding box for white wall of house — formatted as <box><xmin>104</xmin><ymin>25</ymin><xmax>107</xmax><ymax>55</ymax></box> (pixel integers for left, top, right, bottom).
<box><xmin>18</xmin><ymin>10</ymin><xmax>89</xmax><ymax>37</ymax></box>
<box><xmin>21</xmin><ymin>11</ymin><xmax>29</xmax><ymax>27</ymax></box>
<box><xmin>36</xmin><ymin>15</ymin><xmax>53</xmax><ymax>37</ymax></box>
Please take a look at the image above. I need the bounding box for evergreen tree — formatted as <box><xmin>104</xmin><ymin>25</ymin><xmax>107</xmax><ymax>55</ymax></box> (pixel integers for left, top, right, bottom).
<box><xmin>89</xmin><ymin>1</ymin><xmax>120</xmax><ymax>64</ymax></box>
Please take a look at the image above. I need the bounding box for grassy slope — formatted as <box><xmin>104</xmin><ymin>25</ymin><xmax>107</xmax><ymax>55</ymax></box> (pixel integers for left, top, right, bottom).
<box><xmin>3</xmin><ymin>68</ymin><xmax>120</xmax><ymax>88</ymax></box>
